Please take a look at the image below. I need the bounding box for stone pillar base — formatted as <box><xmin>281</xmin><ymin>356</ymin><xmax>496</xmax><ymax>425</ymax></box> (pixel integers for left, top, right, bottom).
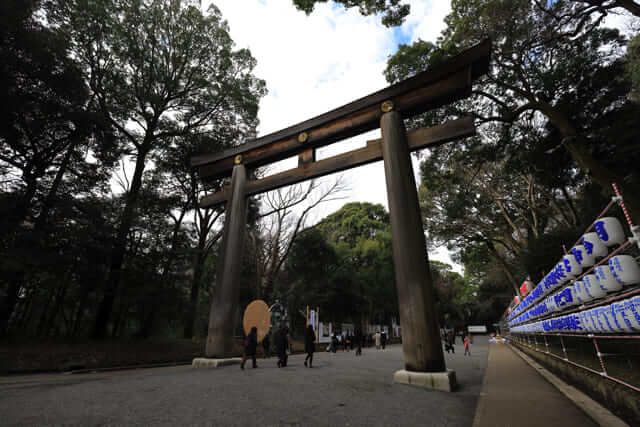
<box><xmin>192</xmin><ymin>357</ymin><xmax>241</xmax><ymax>368</ymax></box>
<box><xmin>393</xmin><ymin>369</ymin><xmax>457</xmax><ymax>392</ymax></box>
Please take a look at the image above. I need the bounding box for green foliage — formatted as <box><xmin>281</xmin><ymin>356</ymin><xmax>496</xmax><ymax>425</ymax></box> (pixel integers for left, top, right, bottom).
<box><xmin>1</xmin><ymin>0</ymin><xmax>265</xmax><ymax>339</ymax></box>
<box><xmin>628</xmin><ymin>34</ymin><xmax>640</xmax><ymax>102</ymax></box>
<box><xmin>284</xmin><ymin>203</ymin><xmax>396</xmax><ymax>324</ymax></box>
<box><xmin>292</xmin><ymin>0</ymin><xmax>409</xmax><ymax>26</ymax></box>
<box><xmin>384</xmin><ymin>0</ymin><xmax>640</xmax><ymax>322</ymax></box>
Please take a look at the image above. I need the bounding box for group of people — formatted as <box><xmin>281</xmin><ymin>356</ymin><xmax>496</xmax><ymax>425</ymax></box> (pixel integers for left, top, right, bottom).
<box><xmin>442</xmin><ymin>328</ymin><xmax>472</xmax><ymax>356</ymax></box>
<box><xmin>243</xmin><ymin>325</ymin><xmax>472</xmax><ymax>370</ymax></box>
<box><xmin>328</xmin><ymin>329</ymin><xmax>388</xmax><ymax>353</ymax></box>
<box><xmin>241</xmin><ymin>324</ymin><xmax>405</xmax><ymax>370</ymax></box>
<box><xmin>241</xmin><ymin>324</ymin><xmax>315</xmax><ymax>369</ymax></box>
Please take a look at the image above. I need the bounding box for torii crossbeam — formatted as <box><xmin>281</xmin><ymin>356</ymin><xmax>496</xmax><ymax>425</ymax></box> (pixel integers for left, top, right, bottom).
<box><xmin>191</xmin><ymin>39</ymin><xmax>491</xmax><ymax>390</ymax></box>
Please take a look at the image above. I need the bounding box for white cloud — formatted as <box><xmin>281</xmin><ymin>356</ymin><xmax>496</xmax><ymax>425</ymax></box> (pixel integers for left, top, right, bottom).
<box><xmin>206</xmin><ymin>0</ymin><xmax>460</xmax><ymax>271</ymax></box>
<box><xmin>403</xmin><ymin>0</ymin><xmax>452</xmax><ymax>43</ymax></box>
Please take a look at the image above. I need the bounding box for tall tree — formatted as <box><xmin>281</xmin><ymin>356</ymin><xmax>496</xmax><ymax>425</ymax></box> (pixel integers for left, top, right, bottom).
<box><xmin>256</xmin><ymin>179</ymin><xmax>347</xmax><ymax>299</ymax></box>
<box><xmin>564</xmin><ymin>0</ymin><xmax>640</xmax><ymax>17</ymax></box>
<box><xmin>51</xmin><ymin>0</ymin><xmax>266</xmax><ymax>337</ymax></box>
<box><xmin>0</xmin><ymin>0</ymin><xmax>112</xmax><ymax>334</ymax></box>
<box><xmin>291</xmin><ymin>0</ymin><xmax>410</xmax><ymax>26</ymax></box>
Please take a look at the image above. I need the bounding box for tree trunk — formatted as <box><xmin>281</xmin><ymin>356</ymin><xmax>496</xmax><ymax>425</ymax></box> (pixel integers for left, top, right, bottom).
<box><xmin>43</xmin><ymin>281</ymin><xmax>69</xmax><ymax>337</ymax></box>
<box><xmin>564</xmin><ymin>138</ymin><xmax>640</xmax><ymax>219</ymax></box>
<box><xmin>183</xmin><ymin>233</ymin><xmax>207</xmax><ymax>339</ymax></box>
<box><xmin>36</xmin><ymin>289</ymin><xmax>55</xmax><ymax>336</ymax></box>
<box><xmin>92</xmin><ymin>148</ymin><xmax>149</xmax><ymax>338</ymax></box>
<box><xmin>34</xmin><ymin>138</ymin><xmax>77</xmax><ymax>231</ymax></box>
<box><xmin>0</xmin><ymin>176</ymin><xmax>39</xmax><ymax>336</ymax></box>
<box><xmin>617</xmin><ymin>0</ymin><xmax>640</xmax><ymax>17</ymax></box>
<box><xmin>541</xmin><ymin>104</ymin><xmax>640</xmax><ymax>220</ymax></box>
<box><xmin>485</xmin><ymin>240</ymin><xmax>520</xmax><ymax>296</ymax></box>
<box><xmin>70</xmin><ymin>278</ymin><xmax>92</xmax><ymax>338</ymax></box>
<box><xmin>561</xmin><ymin>186</ymin><xmax>579</xmax><ymax>226</ymax></box>
<box><xmin>138</xmin><ymin>206</ymin><xmax>189</xmax><ymax>338</ymax></box>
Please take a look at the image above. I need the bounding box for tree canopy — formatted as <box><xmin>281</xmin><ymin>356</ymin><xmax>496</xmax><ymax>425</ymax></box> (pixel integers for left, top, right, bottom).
<box><xmin>384</xmin><ymin>0</ymin><xmax>639</xmax><ymax>321</ymax></box>
<box><xmin>1</xmin><ymin>0</ymin><xmax>266</xmax><ymax>339</ymax></box>
<box><xmin>292</xmin><ymin>0</ymin><xmax>410</xmax><ymax>26</ymax></box>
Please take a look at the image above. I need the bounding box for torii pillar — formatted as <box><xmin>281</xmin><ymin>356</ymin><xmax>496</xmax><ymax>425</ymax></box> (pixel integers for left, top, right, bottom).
<box><xmin>381</xmin><ymin>106</ymin><xmax>455</xmax><ymax>391</ymax></box>
<box><xmin>205</xmin><ymin>162</ymin><xmax>248</xmax><ymax>359</ymax></box>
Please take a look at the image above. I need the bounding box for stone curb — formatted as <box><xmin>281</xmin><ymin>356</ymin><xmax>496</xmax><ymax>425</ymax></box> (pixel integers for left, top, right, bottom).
<box><xmin>191</xmin><ymin>357</ymin><xmax>242</xmax><ymax>368</ymax></box>
<box><xmin>65</xmin><ymin>361</ymin><xmax>192</xmax><ymax>375</ymax></box>
<box><xmin>471</xmin><ymin>347</ymin><xmax>491</xmax><ymax>427</ymax></box>
<box><xmin>393</xmin><ymin>368</ymin><xmax>457</xmax><ymax>392</ymax></box>
<box><xmin>509</xmin><ymin>343</ymin><xmax>629</xmax><ymax>427</ymax></box>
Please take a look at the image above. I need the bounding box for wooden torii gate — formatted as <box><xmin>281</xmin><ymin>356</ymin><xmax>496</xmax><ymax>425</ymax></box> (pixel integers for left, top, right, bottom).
<box><xmin>191</xmin><ymin>40</ymin><xmax>490</xmax><ymax>389</ymax></box>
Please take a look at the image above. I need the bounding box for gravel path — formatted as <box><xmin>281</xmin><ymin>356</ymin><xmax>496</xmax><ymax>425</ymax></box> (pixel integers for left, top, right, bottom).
<box><xmin>0</xmin><ymin>338</ymin><xmax>489</xmax><ymax>426</ymax></box>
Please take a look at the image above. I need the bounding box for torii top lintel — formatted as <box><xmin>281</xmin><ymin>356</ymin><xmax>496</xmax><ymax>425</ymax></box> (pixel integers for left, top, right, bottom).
<box><xmin>191</xmin><ymin>39</ymin><xmax>491</xmax><ymax>181</ymax></box>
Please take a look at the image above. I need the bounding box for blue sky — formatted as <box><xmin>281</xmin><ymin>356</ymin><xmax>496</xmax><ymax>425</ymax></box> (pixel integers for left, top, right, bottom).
<box><xmin>206</xmin><ymin>0</ymin><xmax>459</xmax><ymax>269</ymax></box>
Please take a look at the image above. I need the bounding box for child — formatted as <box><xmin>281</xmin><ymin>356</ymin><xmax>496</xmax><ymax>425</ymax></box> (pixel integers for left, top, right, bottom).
<box><xmin>464</xmin><ymin>334</ymin><xmax>471</xmax><ymax>356</ymax></box>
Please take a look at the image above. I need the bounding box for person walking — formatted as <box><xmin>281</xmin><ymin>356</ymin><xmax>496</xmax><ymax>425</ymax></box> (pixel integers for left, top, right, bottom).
<box><xmin>304</xmin><ymin>324</ymin><xmax>316</xmax><ymax>367</ymax></box>
<box><xmin>464</xmin><ymin>334</ymin><xmax>471</xmax><ymax>356</ymax></box>
<box><xmin>275</xmin><ymin>325</ymin><xmax>289</xmax><ymax>367</ymax></box>
<box><xmin>240</xmin><ymin>326</ymin><xmax>258</xmax><ymax>370</ymax></box>
<box><xmin>354</xmin><ymin>328</ymin><xmax>363</xmax><ymax>356</ymax></box>
<box><xmin>262</xmin><ymin>330</ymin><xmax>271</xmax><ymax>358</ymax></box>
<box><xmin>443</xmin><ymin>330</ymin><xmax>451</xmax><ymax>353</ymax></box>
<box><xmin>447</xmin><ymin>330</ymin><xmax>456</xmax><ymax>354</ymax></box>
<box><xmin>374</xmin><ymin>331</ymin><xmax>381</xmax><ymax>350</ymax></box>
<box><xmin>381</xmin><ymin>331</ymin><xmax>387</xmax><ymax>350</ymax></box>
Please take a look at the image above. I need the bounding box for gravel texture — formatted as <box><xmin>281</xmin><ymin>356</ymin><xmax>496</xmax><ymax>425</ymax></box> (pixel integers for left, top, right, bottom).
<box><xmin>0</xmin><ymin>338</ymin><xmax>489</xmax><ymax>426</ymax></box>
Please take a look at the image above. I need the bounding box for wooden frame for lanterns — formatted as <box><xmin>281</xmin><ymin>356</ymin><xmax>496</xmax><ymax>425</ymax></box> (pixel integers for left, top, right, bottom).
<box><xmin>191</xmin><ymin>39</ymin><xmax>491</xmax><ymax>380</ymax></box>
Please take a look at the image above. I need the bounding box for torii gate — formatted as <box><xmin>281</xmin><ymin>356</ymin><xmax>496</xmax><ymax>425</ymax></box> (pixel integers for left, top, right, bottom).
<box><xmin>191</xmin><ymin>40</ymin><xmax>490</xmax><ymax>390</ymax></box>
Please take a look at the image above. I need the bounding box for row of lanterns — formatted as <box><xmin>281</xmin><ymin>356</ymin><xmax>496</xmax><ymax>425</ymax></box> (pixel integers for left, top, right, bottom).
<box><xmin>508</xmin><ymin>216</ymin><xmax>640</xmax><ymax>329</ymax></box>
<box><xmin>509</xmin><ymin>295</ymin><xmax>640</xmax><ymax>334</ymax></box>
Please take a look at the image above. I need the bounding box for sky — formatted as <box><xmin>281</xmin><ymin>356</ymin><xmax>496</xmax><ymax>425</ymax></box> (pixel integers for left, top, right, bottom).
<box><xmin>198</xmin><ymin>1</ymin><xmax>636</xmax><ymax>274</ymax></box>
<box><xmin>202</xmin><ymin>0</ymin><xmax>461</xmax><ymax>269</ymax></box>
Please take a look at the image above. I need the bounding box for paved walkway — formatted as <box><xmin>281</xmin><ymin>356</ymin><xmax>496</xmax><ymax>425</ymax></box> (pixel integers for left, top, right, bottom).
<box><xmin>1</xmin><ymin>340</ymin><xmax>488</xmax><ymax>426</ymax></box>
<box><xmin>472</xmin><ymin>342</ymin><xmax>596</xmax><ymax>427</ymax></box>
<box><xmin>0</xmin><ymin>337</ymin><xmax>601</xmax><ymax>426</ymax></box>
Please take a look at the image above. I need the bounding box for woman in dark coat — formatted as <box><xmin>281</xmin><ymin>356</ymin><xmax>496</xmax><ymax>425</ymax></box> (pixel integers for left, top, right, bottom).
<box><xmin>354</xmin><ymin>328</ymin><xmax>363</xmax><ymax>356</ymax></box>
<box><xmin>275</xmin><ymin>326</ymin><xmax>289</xmax><ymax>368</ymax></box>
<box><xmin>304</xmin><ymin>325</ymin><xmax>316</xmax><ymax>367</ymax></box>
<box><xmin>262</xmin><ymin>330</ymin><xmax>271</xmax><ymax>358</ymax></box>
<box><xmin>241</xmin><ymin>326</ymin><xmax>258</xmax><ymax>369</ymax></box>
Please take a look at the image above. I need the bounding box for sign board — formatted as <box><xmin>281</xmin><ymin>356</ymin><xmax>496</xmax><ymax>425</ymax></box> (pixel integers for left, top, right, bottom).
<box><xmin>467</xmin><ymin>325</ymin><xmax>487</xmax><ymax>334</ymax></box>
<box><xmin>243</xmin><ymin>299</ymin><xmax>271</xmax><ymax>342</ymax></box>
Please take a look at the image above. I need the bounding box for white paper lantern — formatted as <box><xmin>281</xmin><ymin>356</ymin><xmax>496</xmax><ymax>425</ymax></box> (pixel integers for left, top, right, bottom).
<box><xmin>623</xmin><ymin>297</ymin><xmax>640</xmax><ymax>330</ymax></box>
<box><xmin>612</xmin><ymin>301</ymin><xmax>636</xmax><ymax>332</ymax></box>
<box><xmin>609</xmin><ymin>255</ymin><xmax>640</xmax><ymax>286</ymax></box>
<box><xmin>582</xmin><ymin>274</ymin><xmax>606</xmax><ymax>299</ymax></box>
<box><xmin>593</xmin><ymin>217</ymin><xmax>626</xmax><ymax>247</ymax></box>
<box><xmin>582</xmin><ymin>232</ymin><xmax>608</xmax><ymax>258</ymax></box>
<box><xmin>594</xmin><ymin>265</ymin><xmax>623</xmax><ymax>293</ymax></box>
<box><xmin>574</xmin><ymin>280</ymin><xmax>592</xmax><ymax>303</ymax></box>
<box><xmin>562</xmin><ymin>254</ymin><xmax>582</xmax><ymax>279</ymax></box>
<box><xmin>571</xmin><ymin>245</ymin><xmax>595</xmax><ymax>268</ymax></box>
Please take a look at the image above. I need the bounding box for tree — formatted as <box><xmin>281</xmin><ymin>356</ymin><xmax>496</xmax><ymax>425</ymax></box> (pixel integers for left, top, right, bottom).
<box><xmin>564</xmin><ymin>1</ymin><xmax>640</xmax><ymax>18</ymax></box>
<box><xmin>384</xmin><ymin>0</ymin><xmax>640</xmax><ymax>322</ymax></box>
<box><xmin>628</xmin><ymin>34</ymin><xmax>640</xmax><ymax>101</ymax></box>
<box><xmin>386</xmin><ymin>0</ymin><xmax>639</xmax><ymax>217</ymax></box>
<box><xmin>448</xmin><ymin>0</ymin><xmax>639</xmax><ymax>215</ymax></box>
<box><xmin>51</xmin><ymin>0</ymin><xmax>266</xmax><ymax>337</ymax></box>
<box><xmin>0</xmin><ymin>0</ymin><xmax>113</xmax><ymax>334</ymax></box>
<box><xmin>291</xmin><ymin>0</ymin><xmax>410</xmax><ymax>26</ymax></box>
<box><xmin>255</xmin><ymin>178</ymin><xmax>347</xmax><ymax>299</ymax></box>
<box><xmin>286</xmin><ymin>202</ymin><xmax>397</xmax><ymax>325</ymax></box>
